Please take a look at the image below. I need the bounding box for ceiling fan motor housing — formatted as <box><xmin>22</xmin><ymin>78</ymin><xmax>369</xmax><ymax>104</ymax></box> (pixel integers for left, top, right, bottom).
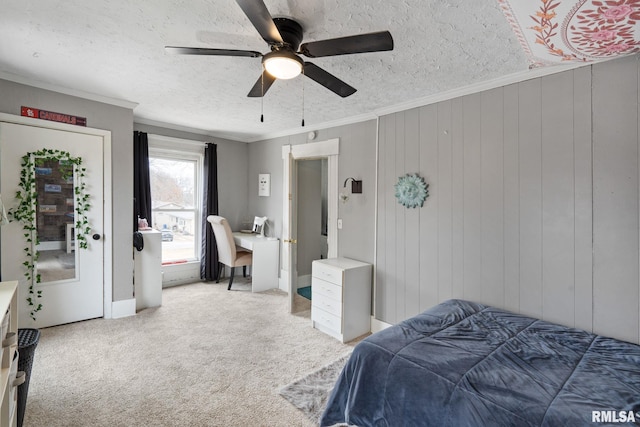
<box><xmin>272</xmin><ymin>18</ymin><xmax>303</xmax><ymax>51</ymax></box>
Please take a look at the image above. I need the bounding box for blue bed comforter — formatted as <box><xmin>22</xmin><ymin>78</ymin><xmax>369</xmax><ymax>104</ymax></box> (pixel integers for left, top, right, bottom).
<box><xmin>321</xmin><ymin>299</ymin><xmax>640</xmax><ymax>426</ymax></box>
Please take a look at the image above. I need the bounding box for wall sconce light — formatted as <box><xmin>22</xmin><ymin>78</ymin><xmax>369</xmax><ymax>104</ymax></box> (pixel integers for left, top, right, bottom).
<box><xmin>340</xmin><ymin>177</ymin><xmax>362</xmax><ymax>203</ymax></box>
<box><xmin>344</xmin><ymin>177</ymin><xmax>363</xmax><ymax>194</ymax></box>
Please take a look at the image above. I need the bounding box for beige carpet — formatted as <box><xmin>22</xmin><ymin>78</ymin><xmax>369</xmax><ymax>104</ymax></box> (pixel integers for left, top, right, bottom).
<box><xmin>23</xmin><ymin>281</ymin><xmax>361</xmax><ymax>427</ymax></box>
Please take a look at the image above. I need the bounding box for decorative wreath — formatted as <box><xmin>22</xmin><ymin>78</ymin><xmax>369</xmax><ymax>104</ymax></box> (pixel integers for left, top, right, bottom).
<box><xmin>394</xmin><ymin>173</ymin><xmax>429</xmax><ymax>208</ymax></box>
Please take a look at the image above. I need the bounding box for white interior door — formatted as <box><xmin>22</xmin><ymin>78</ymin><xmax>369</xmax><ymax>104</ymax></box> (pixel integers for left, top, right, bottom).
<box><xmin>282</xmin><ymin>147</ymin><xmax>297</xmax><ymax>313</ymax></box>
<box><xmin>0</xmin><ymin>119</ymin><xmax>106</xmax><ymax>328</ymax></box>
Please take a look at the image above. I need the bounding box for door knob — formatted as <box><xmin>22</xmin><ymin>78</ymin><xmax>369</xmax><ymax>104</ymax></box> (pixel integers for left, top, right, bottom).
<box><xmin>92</xmin><ymin>233</ymin><xmax>101</xmax><ymax>240</ymax></box>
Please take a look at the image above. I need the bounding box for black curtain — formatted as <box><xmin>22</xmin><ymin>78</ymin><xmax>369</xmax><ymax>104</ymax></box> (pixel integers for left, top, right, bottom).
<box><xmin>200</xmin><ymin>143</ymin><xmax>219</xmax><ymax>281</ymax></box>
<box><xmin>133</xmin><ymin>131</ymin><xmax>152</xmax><ymax>231</ymax></box>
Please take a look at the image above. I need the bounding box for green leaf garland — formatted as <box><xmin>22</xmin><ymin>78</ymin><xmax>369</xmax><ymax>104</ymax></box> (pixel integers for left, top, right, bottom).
<box><xmin>8</xmin><ymin>149</ymin><xmax>91</xmax><ymax>320</ymax></box>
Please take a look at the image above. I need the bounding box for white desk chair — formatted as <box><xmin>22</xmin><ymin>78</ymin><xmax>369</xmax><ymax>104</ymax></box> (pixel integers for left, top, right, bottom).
<box><xmin>207</xmin><ymin>215</ymin><xmax>252</xmax><ymax>290</ymax></box>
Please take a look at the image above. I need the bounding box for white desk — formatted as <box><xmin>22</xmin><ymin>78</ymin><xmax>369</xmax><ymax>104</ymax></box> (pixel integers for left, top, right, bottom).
<box><xmin>232</xmin><ymin>232</ymin><xmax>279</xmax><ymax>292</ymax></box>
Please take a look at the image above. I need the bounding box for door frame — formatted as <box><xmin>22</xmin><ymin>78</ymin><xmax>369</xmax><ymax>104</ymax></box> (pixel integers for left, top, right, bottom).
<box><xmin>282</xmin><ymin>138</ymin><xmax>339</xmax><ymax>312</ymax></box>
<box><xmin>0</xmin><ymin>113</ymin><xmax>113</xmax><ymax>319</ymax></box>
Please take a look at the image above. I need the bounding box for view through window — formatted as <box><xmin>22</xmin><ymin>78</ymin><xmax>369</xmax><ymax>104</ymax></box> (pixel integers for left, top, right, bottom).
<box><xmin>149</xmin><ymin>152</ymin><xmax>201</xmax><ymax>264</ymax></box>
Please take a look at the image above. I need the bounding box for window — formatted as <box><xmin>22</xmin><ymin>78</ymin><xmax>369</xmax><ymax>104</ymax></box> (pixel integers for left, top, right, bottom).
<box><xmin>149</xmin><ymin>148</ymin><xmax>202</xmax><ymax>264</ymax></box>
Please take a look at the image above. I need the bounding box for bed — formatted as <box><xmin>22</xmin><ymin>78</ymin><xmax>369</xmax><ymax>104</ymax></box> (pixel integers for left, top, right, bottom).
<box><xmin>321</xmin><ymin>299</ymin><xmax>640</xmax><ymax>426</ymax></box>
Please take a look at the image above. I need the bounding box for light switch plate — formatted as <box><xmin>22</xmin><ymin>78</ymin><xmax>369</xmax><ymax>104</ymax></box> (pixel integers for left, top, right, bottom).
<box><xmin>258</xmin><ymin>173</ymin><xmax>270</xmax><ymax>197</ymax></box>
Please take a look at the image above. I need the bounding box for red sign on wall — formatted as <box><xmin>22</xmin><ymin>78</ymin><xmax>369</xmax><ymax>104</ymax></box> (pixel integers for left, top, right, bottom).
<box><xmin>21</xmin><ymin>106</ymin><xmax>87</xmax><ymax>127</ymax></box>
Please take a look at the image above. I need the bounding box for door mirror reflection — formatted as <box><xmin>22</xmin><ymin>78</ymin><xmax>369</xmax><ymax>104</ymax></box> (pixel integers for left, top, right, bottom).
<box><xmin>35</xmin><ymin>157</ymin><xmax>77</xmax><ymax>283</ymax></box>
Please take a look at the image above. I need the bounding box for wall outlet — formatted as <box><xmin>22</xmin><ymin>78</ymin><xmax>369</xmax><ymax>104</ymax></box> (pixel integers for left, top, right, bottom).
<box><xmin>337</xmin><ymin>219</ymin><xmax>343</xmax><ymax>229</ymax></box>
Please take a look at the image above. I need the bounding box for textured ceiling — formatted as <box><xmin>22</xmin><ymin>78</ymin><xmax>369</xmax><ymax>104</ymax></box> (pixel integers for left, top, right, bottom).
<box><xmin>1</xmin><ymin>1</ymin><xmax>535</xmax><ymax>141</ymax></box>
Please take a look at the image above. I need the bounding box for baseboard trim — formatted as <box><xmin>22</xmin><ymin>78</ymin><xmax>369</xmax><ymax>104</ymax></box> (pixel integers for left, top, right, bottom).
<box><xmin>279</xmin><ymin>270</ymin><xmax>288</xmax><ymax>292</ymax></box>
<box><xmin>297</xmin><ymin>274</ymin><xmax>311</xmax><ymax>289</ymax></box>
<box><xmin>370</xmin><ymin>316</ymin><xmax>392</xmax><ymax>333</ymax></box>
<box><xmin>111</xmin><ymin>298</ymin><xmax>136</xmax><ymax>318</ymax></box>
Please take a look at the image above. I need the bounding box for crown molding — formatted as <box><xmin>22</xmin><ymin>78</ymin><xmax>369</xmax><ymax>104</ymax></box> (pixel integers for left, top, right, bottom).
<box><xmin>0</xmin><ymin>70</ymin><xmax>138</xmax><ymax>109</ymax></box>
<box><xmin>244</xmin><ymin>111</ymin><xmax>378</xmax><ymax>143</ymax></box>
<box><xmin>136</xmin><ymin>112</ymin><xmax>379</xmax><ymax>143</ymax></box>
<box><xmin>3</xmin><ymin>58</ymin><xmax>612</xmax><ymax>144</ymax></box>
<box><xmin>133</xmin><ymin>117</ymin><xmax>250</xmax><ymax>143</ymax></box>
<box><xmin>373</xmin><ymin>61</ymin><xmax>593</xmax><ymax>117</ymax></box>
<box><xmin>247</xmin><ymin>61</ymin><xmax>593</xmax><ymax>143</ymax></box>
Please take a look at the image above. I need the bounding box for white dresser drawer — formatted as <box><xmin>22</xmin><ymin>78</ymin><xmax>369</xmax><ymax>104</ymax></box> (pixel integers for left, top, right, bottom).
<box><xmin>312</xmin><ymin>277</ymin><xmax>343</xmax><ymax>303</ymax></box>
<box><xmin>312</xmin><ymin>292</ymin><xmax>342</xmax><ymax>317</ymax></box>
<box><xmin>1</xmin><ymin>331</ymin><xmax>16</xmax><ymax>369</ymax></box>
<box><xmin>312</xmin><ymin>306</ymin><xmax>342</xmax><ymax>334</ymax></box>
<box><xmin>312</xmin><ymin>261</ymin><xmax>343</xmax><ymax>285</ymax></box>
<box><xmin>9</xmin><ymin>350</ymin><xmax>24</xmax><ymax>419</ymax></box>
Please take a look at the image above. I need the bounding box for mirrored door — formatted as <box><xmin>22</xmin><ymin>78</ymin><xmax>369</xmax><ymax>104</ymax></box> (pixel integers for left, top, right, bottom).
<box><xmin>35</xmin><ymin>157</ymin><xmax>77</xmax><ymax>283</ymax></box>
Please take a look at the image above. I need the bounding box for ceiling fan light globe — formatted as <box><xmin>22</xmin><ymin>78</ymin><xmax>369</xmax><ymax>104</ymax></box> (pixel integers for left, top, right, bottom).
<box><xmin>263</xmin><ymin>52</ymin><xmax>303</xmax><ymax>80</ymax></box>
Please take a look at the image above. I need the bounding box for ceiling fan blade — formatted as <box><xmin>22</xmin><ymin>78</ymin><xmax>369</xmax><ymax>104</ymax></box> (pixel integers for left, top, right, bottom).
<box><xmin>235</xmin><ymin>0</ymin><xmax>283</xmax><ymax>44</ymax></box>
<box><xmin>165</xmin><ymin>46</ymin><xmax>262</xmax><ymax>58</ymax></box>
<box><xmin>303</xmin><ymin>62</ymin><xmax>356</xmax><ymax>98</ymax></box>
<box><xmin>247</xmin><ymin>71</ymin><xmax>277</xmax><ymax>97</ymax></box>
<box><xmin>299</xmin><ymin>31</ymin><xmax>393</xmax><ymax>58</ymax></box>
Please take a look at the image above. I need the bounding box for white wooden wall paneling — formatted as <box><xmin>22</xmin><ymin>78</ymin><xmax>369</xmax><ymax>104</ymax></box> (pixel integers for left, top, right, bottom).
<box><xmin>462</xmin><ymin>94</ymin><xmax>482</xmax><ymax>303</ymax></box>
<box><xmin>420</xmin><ymin>104</ymin><xmax>439</xmax><ymax>313</ymax></box>
<box><xmin>375</xmin><ymin>56</ymin><xmax>640</xmax><ymax>344</ymax></box>
<box><xmin>395</xmin><ymin>112</ymin><xmax>407</xmax><ymax>320</ymax></box>
<box><xmin>593</xmin><ymin>56</ymin><xmax>639</xmax><ymax>344</ymax></box>
<box><xmin>541</xmin><ymin>71</ymin><xmax>576</xmax><ymax>327</ymax></box>
<box><xmin>573</xmin><ymin>66</ymin><xmax>593</xmax><ymax>333</ymax></box>
<box><xmin>437</xmin><ymin>101</ymin><xmax>453</xmax><ymax>302</ymax></box>
<box><xmin>481</xmin><ymin>88</ymin><xmax>505</xmax><ymax>307</ymax></box>
<box><xmin>518</xmin><ymin>78</ymin><xmax>543</xmax><ymax>318</ymax></box>
<box><xmin>503</xmin><ymin>83</ymin><xmax>520</xmax><ymax>313</ymax></box>
<box><xmin>451</xmin><ymin>98</ymin><xmax>465</xmax><ymax>300</ymax></box>
<box><xmin>405</xmin><ymin>108</ymin><xmax>421</xmax><ymax>317</ymax></box>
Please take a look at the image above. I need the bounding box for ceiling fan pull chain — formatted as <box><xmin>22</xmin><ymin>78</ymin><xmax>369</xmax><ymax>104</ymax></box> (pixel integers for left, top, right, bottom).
<box><xmin>260</xmin><ymin>66</ymin><xmax>265</xmax><ymax>122</ymax></box>
<box><xmin>301</xmin><ymin>67</ymin><xmax>305</xmax><ymax>127</ymax></box>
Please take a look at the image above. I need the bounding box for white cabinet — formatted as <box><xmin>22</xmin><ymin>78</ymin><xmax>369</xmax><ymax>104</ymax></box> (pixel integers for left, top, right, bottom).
<box><xmin>0</xmin><ymin>281</ymin><xmax>19</xmax><ymax>427</ymax></box>
<box><xmin>135</xmin><ymin>230</ymin><xmax>162</xmax><ymax>311</ymax></box>
<box><xmin>311</xmin><ymin>258</ymin><xmax>372</xmax><ymax>343</ymax></box>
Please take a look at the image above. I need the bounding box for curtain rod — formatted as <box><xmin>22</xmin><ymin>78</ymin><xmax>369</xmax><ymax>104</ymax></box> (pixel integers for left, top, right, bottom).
<box><xmin>148</xmin><ymin>133</ymin><xmax>210</xmax><ymax>147</ymax></box>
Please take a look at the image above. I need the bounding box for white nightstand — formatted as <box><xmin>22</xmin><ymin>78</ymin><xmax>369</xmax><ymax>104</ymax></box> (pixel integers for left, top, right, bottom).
<box><xmin>311</xmin><ymin>257</ymin><xmax>372</xmax><ymax>343</ymax></box>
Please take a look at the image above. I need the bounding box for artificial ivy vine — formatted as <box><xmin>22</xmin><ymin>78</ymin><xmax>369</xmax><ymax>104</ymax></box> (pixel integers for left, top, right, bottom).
<box><xmin>8</xmin><ymin>148</ymin><xmax>91</xmax><ymax>320</ymax></box>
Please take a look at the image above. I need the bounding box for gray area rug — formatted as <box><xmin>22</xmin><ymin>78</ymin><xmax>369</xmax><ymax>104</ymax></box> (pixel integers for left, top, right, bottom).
<box><xmin>279</xmin><ymin>352</ymin><xmax>351</xmax><ymax>424</ymax></box>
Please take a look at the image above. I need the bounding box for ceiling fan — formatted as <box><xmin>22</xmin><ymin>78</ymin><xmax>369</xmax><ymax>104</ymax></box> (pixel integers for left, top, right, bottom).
<box><xmin>165</xmin><ymin>0</ymin><xmax>394</xmax><ymax>98</ymax></box>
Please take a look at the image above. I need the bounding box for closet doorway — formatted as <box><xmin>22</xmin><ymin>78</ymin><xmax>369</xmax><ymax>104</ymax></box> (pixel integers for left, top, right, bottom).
<box><xmin>282</xmin><ymin>139</ymin><xmax>339</xmax><ymax>313</ymax></box>
<box><xmin>295</xmin><ymin>159</ymin><xmax>329</xmax><ymax>305</ymax></box>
